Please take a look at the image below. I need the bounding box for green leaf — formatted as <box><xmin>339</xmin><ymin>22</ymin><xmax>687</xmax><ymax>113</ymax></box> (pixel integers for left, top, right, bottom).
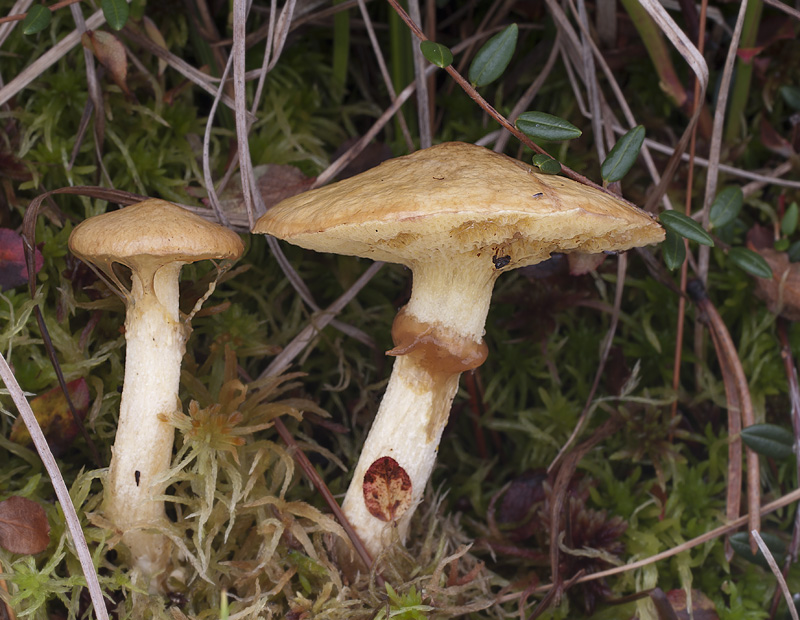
<box><xmin>728</xmin><ymin>247</ymin><xmax>773</xmax><ymax>279</ymax></box>
<box><xmin>601</xmin><ymin>125</ymin><xmax>645</xmax><ymax>182</ymax></box>
<box><xmin>659</xmin><ymin>211</ymin><xmax>714</xmax><ymax>247</ymax></box>
<box><xmin>531</xmin><ymin>153</ymin><xmax>551</xmax><ymax>166</ymax></box>
<box><xmin>730</xmin><ymin>532</ymin><xmax>786</xmax><ymax>568</ymax></box>
<box><xmin>789</xmin><ymin>240</ymin><xmax>800</xmax><ymax>262</ymax></box>
<box><xmin>468</xmin><ymin>24</ymin><xmax>518</xmax><ymax>87</ymax></box>
<box><xmin>21</xmin><ymin>5</ymin><xmax>51</xmax><ymax>35</ymax></box>
<box><xmin>741</xmin><ymin>423</ymin><xmax>795</xmax><ymax>460</ymax></box>
<box><xmin>782</xmin><ymin>202</ymin><xmax>799</xmax><ymax>236</ymax></box>
<box><xmin>709</xmin><ymin>186</ymin><xmax>743</xmax><ymax>229</ymax></box>
<box><xmin>102</xmin><ymin>0</ymin><xmax>129</xmax><ymax>30</ymax></box>
<box><xmin>537</xmin><ymin>157</ymin><xmax>561</xmax><ymax>175</ymax></box>
<box><xmin>780</xmin><ymin>85</ymin><xmax>800</xmax><ymax>111</ymax></box>
<box><xmin>420</xmin><ymin>41</ymin><xmax>453</xmax><ymax>68</ymax></box>
<box><xmin>662</xmin><ymin>229</ymin><xmax>686</xmax><ymax>270</ymax></box>
<box><xmin>516</xmin><ymin>112</ymin><xmax>582</xmax><ymax>141</ymax></box>
<box><xmin>775</xmin><ymin>238</ymin><xmax>790</xmax><ymax>252</ymax></box>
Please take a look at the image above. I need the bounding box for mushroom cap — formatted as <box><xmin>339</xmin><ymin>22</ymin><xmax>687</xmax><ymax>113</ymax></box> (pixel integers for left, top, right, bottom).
<box><xmin>253</xmin><ymin>142</ymin><xmax>664</xmax><ymax>269</ymax></box>
<box><xmin>69</xmin><ymin>199</ymin><xmax>244</xmax><ymax>268</ymax></box>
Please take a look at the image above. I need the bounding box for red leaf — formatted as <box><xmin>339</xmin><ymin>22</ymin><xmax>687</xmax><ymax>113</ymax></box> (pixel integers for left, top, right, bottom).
<box><xmin>749</xmin><ymin>247</ymin><xmax>800</xmax><ymax>321</ymax></box>
<box><xmin>760</xmin><ymin>117</ymin><xmax>796</xmax><ymax>158</ymax></box>
<box><xmin>0</xmin><ymin>496</ymin><xmax>50</xmax><ymax>555</ymax></box>
<box><xmin>736</xmin><ymin>47</ymin><xmax>763</xmax><ymax>64</ymax></box>
<box><xmin>81</xmin><ymin>30</ymin><xmax>130</xmax><ymax>95</ymax></box>
<box><xmin>665</xmin><ymin>588</ymin><xmax>719</xmax><ymax>619</ymax></box>
<box><xmin>10</xmin><ymin>378</ymin><xmax>90</xmax><ymax>456</ymax></box>
<box><xmin>362</xmin><ymin>456</ymin><xmax>413</xmax><ymax>522</ymax></box>
<box><xmin>0</xmin><ymin>229</ymin><xmax>43</xmax><ymax>290</ymax></box>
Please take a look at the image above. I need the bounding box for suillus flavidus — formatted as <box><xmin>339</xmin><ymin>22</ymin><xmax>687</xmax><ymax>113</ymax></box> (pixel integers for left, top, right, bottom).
<box><xmin>253</xmin><ymin>142</ymin><xmax>665</xmax><ymax>561</ymax></box>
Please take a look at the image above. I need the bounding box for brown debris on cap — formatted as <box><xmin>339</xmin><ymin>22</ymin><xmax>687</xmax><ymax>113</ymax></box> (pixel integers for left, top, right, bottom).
<box><xmin>69</xmin><ymin>199</ymin><xmax>244</xmax><ymax>267</ymax></box>
<box><xmin>253</xmin><ymin>142</ymin><xmax>664</xmax><ymax>268</ymax></box>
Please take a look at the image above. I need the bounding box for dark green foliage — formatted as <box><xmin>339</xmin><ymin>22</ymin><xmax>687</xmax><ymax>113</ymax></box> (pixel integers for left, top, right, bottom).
<box><xmin>516</xmin><ymin>111</ymin><xmax>582</xmax><ymax>141</ymax></box>
<box><xmin>730</xmin><ymin>532</ymin><xmax>787</xmax><ymax>569</ymax></box>
<box><xmin>660</xmin><ymin>211</ymin><xmax>714</xmax><ymax>246</ymax></box>
<box><xmin>782</xmin><ymin>202</ymin><xmax>799</xmax><ymax>236</ymax></box>
<box><xmin>601</xmin><ymin>125</ymin><xmax>645</xmax><ymax>182</ymax></box>
<box><xmin>101</xmin><ymin>0</ymin><xmax>130</xmax><ymax>30</ymax></box>
<box><xmin>21</xmin><ymin>5</ymin><xmax>50</xmax><ymax>35</ymax></box>
<box><xmin>468</xmin><ymin>24</ymin><xmax>518</xmax><ymax>88</ymax></box>
<box><xmin>780</xmin><ymin>85</ymin><xmax>800</xmax><ymax>111</ymax></box>
<box><xmin>710</xmin><ymin>187</ymin><xmax>744</xmax><ymax>229</ymax></box>
<box><xmin>662</xmin><ymin>229</ymin><xmax>686</xmax><ymax>270</ymax></box>
<box><xmin>420</xmin><ymin>41</ymin><xmax>453</xmax><ymax>68</ymax></box>
<box><xmin>728</xmin><ymin>247</ymin><xmax>773</xmax><ymax>279</ymax></box>
<box><xmin>741</xmin><ymin>423</ymin><xmax>795</xmax><ymax>460</ymax></box>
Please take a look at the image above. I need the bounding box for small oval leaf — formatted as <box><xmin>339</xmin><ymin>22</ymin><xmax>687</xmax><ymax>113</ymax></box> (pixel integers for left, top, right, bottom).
<box><xmin>775</xmin><ymin>238</ymin><xmax>790</xmax><ymax>252</ymax></box>
<box><xmin>531</xmin><ymin>153</ymin><xmax>551</xmax><ymax>166</ymax></box>
<box><xmin>788</xmin><ymin>240</ymin><xmax>800</xmax><ymax>263</ymax></box>
<box><xmin>709</xmin><ymin>186</ymin><xmax>744</xmax><ymax>229</ymax></box>
<box><xmin>663</xmin><ymin>229</ymin><xmax>686</xmax><ymax>270</ymax></box>
<box><xmin>516</xmin><ymin>112</ymin><xmax>582</xmax><ymax>141</ymax></box>
<box><xmin>21</xmin><ymin>5</ymin><xmax>51</xmax><ymax>35</ymax></box>
<box><xmin>728</xmin><ymin>247</ymin><xmax>773</xmax><ymax>279</ymax></box>
<box><xmin>780</xmin><ymin>85</ymin><xmax>800</xmax><ymax>111</ymax></box>
<box><xmin>659</xmin><ymin>211</ymin><xmax>714</xmax><ymax>247</ymax></box>
<box><xmin>468</xmin><ymin>23</ymin><xmax>518</xmax><ymax>88</ymax></box>
<box><xmin>102</xmin><ymin>0</ymin><xmax>129</xmax><ymax>30</ymax></box>
<box><xmin>420</xmin><ymin>41</ymin><xmax>453</xmax><ymax>68</ymax></box>
<box><xmin>730</xmin><ymin>531</ymin><xmax>786</xmax><ymax>568</ymax></box>
<box><xmin>0</xmin><ymin>496</ymin><xmax>50</xmax><ymax>554</ymax></box>
<box><xmin>741</xmin><ymin>423</ymin><xmax>795</xmax><ymax>459</ymax></box>
<box><xmin>601</xmin><ymin>125</ymin><xmax>645</xmax><ymax>183</ymax></box>
<box><xmin>537</xmin><ymin>157</ymin><xmax>561</xmax><ymax>175</ymax></box>
<box><xmin>782</xmin><ymin>202</ymin><xmax>799</xmax><ymax>237</ymax></box>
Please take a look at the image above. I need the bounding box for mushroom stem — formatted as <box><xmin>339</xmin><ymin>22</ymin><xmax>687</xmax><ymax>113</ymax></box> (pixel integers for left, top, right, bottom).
<box><xmin>341</xmin><ymin>256</ymin><xmax>497</xmax><ymax>557</ymax></box>
<box><xmin>104</xmin><ymin>262</ymin><xmax>186</xmax><ymax>578</ymax></box>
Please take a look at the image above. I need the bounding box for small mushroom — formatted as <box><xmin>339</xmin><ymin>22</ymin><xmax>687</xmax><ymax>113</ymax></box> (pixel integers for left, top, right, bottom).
<box><xmin>69</xmin><ymin>199</ymin><xmax>243</xmax><ymax>580</ymax></box>
<box><xmin>253</xmin><ymin>142</ymin><xmax>664</xmax><ymax>559</ymax></box>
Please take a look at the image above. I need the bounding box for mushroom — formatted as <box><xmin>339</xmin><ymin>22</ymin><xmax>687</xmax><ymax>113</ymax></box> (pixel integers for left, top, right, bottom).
<box><xmin>68</xmin><ymin>199</ymin><xmax>243</xmax><ymax>579</ymax></box>
<box><xmin>253</xmin><ymin>142</ymin><xmax>664</xmax><ymax>559</ymax></box>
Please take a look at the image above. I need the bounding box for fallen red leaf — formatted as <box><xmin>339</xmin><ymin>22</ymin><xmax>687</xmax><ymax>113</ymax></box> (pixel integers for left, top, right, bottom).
<box><xmin>10</xmin><ymin>378</ymin><xmax>90</xmax><ymax>456</ymax></box>
<box><xmin>665</xmin><ymin>588</ymin><xmax>719</xmax><ymax>619</ymax></box>
<box><xmin>749</xmin><ymin>246</ymin><xmax>800</xmax><ymax>321</ymax></box>
<box><xmin>81</xmin><ymin>30</ymin><xmax>130</xmax><ymax>96</ymax></box>
<box><xmin>0</xmin><ymin>229</ymin><xmax>43</xmax><ymax>290</ymax></box>
<box><xmin>0</xmin><ymin>496</ymin><xmax>50</xmax><ymax>555</ymax></box>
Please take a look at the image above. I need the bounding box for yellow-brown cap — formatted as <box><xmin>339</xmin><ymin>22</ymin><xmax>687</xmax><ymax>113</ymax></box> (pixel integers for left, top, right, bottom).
<box><xmin>69</xmin><ymin>199</ymin><xmax>244</xmax><ymax>270</ymax></box>
<box><xmin>253</xmin><ymin>142</ymin><xmax>664</xmax><ymax>269</ymax></box>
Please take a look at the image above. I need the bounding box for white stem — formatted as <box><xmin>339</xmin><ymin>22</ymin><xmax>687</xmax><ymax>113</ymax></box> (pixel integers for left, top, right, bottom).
<box><xmin>341</xmin><ymin>255</ymin><xmax>497</xmax><ymax>559</ymax></box>
<box><xmin>104</xmin><ymin>261</ymin><xmax>186</xmax><ymax>578</ymax></box>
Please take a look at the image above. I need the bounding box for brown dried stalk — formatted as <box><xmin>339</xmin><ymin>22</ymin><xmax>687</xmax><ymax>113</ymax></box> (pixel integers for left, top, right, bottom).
<box><xmin>688</xmin><ymin>279</ymin><xmax>760</xmax><ymax>554</ymax></box>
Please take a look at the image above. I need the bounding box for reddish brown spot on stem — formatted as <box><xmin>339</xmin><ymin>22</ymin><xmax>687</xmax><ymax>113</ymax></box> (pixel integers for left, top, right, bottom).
<box><xmin>363</xmin><ymin>457</ymin><xmax>413</xmax><ymax>522</ymax></box>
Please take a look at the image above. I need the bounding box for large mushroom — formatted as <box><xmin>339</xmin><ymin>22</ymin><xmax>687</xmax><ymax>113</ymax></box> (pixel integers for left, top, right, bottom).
<box><xmin>69</xmin><ymin>199</ymin><xmax>243</xmax><ymax>580</ymax></box>
<box><xmin>253</xmin><ymin>142</ymin><xmax>664</xmax><ymax>559</ymax></box>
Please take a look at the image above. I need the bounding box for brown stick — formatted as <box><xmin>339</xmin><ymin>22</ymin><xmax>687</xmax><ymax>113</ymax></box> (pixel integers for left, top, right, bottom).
<box><xmin>688</xmin><ymin>279</ymin><xmax>760</xmax><ymax>553</ymax></box>
<box><xmin>271</xmin><ymin>416</ymin><xmax>382</xmax><ymax>585</ymax></box>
